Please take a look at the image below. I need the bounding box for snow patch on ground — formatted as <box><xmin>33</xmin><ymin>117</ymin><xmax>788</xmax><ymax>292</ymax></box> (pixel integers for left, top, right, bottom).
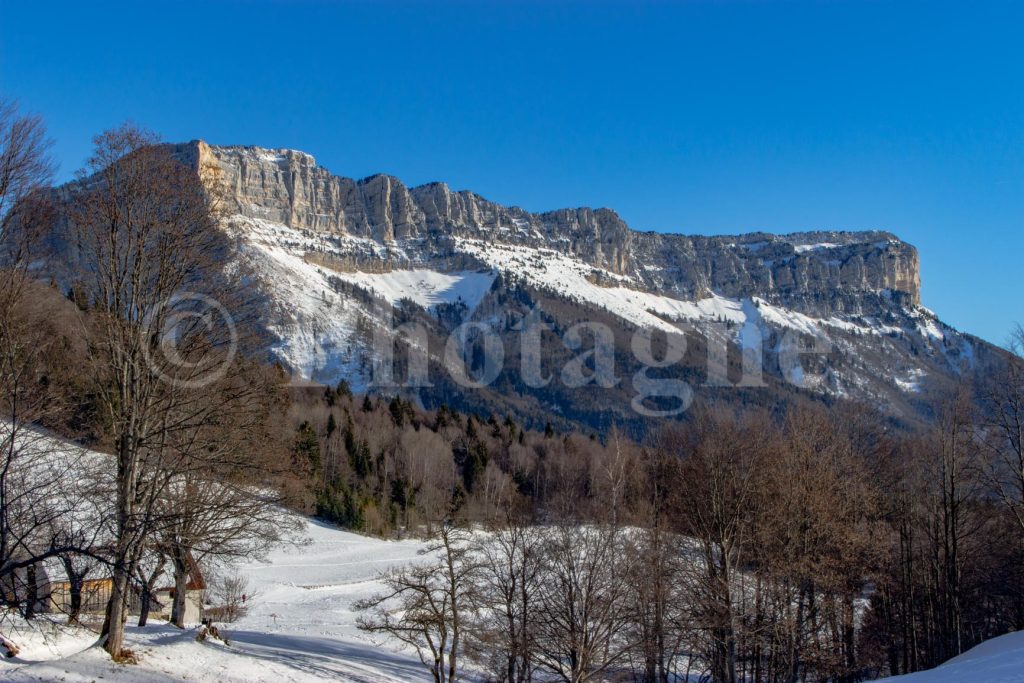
<box><xmin>918</xmin><ymin>316</ymin><xmax>946</xmax><ymax>343</ymax></box>
<box><xmin>331</xmin><ymin>269</ymin><xmax>496</xmax><ymax>311</ymax></box>
<box><xmin>792</xmin><ymin>242</ymin><xmax>841</xmax><ymax>253</ymax></box>
<box><xmin>894</xmin><ymin>368</ymin><xmax>926</xmax><ymax>393</ymax></box>
<box><xmin>877</xmin><ymin>630</ymin><xmax>1024</xmax><ymax>682</ymax></box>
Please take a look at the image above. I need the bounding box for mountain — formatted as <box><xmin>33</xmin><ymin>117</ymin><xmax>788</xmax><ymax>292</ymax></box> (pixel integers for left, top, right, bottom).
<box><xmin>177</xmin><ymin>141</ymin><xmax>921</xmax><ymax>317</ymax></box>
<box><xmin>64</xmin><ymin>141</ymin><xmax>1007</xmax><ymax>431</ymax></box>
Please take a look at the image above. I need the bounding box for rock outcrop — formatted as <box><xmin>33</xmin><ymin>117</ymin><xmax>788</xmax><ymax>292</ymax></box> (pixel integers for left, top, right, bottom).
<box><xmin>173</xmin><ymin>140</ymin><xmax>921</xmax><ymax>318</ymax></box>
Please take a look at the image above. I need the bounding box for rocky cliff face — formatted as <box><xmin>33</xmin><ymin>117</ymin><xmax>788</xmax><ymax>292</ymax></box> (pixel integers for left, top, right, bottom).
<box><xmin>38</xmin><ymin>138</ymin><xmax>991</xmax><ymax>428</ymax></box>
<box><xmin>174</xmin><ymin>141</ymin><xmax>920</xmax><ymax>318</ymax></box>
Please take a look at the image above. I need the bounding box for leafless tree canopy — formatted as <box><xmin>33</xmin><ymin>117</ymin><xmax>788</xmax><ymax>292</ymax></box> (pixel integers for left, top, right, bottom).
<box><xmin>357</xmin><ymin>524</ymin><xmax>479</xmax><ymax>683</ymax></box>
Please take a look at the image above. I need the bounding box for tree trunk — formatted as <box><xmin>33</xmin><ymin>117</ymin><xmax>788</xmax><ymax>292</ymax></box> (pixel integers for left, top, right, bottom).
<box><xmin>101</xmin><ymin>564</ymin><xmax>131</xmax><ymax>658</ymax></box>
<box><xmin>102</xmin><ymin>434</ymin><xmax>136</xmax><ymax>659</ymax></box>
<box><xmin>69</xmin><ymin>576</ymin><xmax>83</xmax><ymax>622</ymax></box>
<box><xmin>137</xmin><ymin>589</ymin><xmax>151</xmax><ymax>627</ymax></box>
<box><xmin>136</xmin><ymin>554</ymin><xmax>167</xmax><ymax>627</ymax></box>
<box><xmin>789</xmin><ymin>586</ymin><xmax>807</xmax><ymax>683</ymax></box>
<box><xmin>170</xmin><ymin>545</ymin><xmax>189</xmax><ymax>628</ymax></box>
<box><xmin>842</xmin><ymin>591</ymin><xmax>857</xmax><ymax>683</ymax></box>
<box><xmin>24</xmin><ymin>563</ymin><xmax>37</xmax><ymax>619</ymax></box>
<box><xmin>719</xmin><ymin>554</ymin><xmax>738</xmax><ymax>683</ymax></box>
<box><xmin>446</xmin><ymin>532</ymin><xmax>460</xmax><ymax>683</ymax></box>
<box><xmin>62</xmin><ymin>556</ymin><xmax>84</xmax><ymax>624</ymax></box>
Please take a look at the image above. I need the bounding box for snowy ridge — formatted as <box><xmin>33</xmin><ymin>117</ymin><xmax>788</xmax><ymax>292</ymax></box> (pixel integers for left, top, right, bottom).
<box><xmin>452</xmin><ymin>237</ymin><xmax>956</xmax><ymax>372</ymax></box>
<box><xmin>152</xmin><ymin>141</ymin><xmax>995</xmax><ymax>410</ymax></box>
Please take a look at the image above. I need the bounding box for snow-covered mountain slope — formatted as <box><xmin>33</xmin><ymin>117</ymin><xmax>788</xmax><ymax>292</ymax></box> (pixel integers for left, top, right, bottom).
<box><xmin>452</xmin><ymin>236</ymin><xmax>927</xmax><ymax>340</ymax></box>
<box><xmin>232</xmin><ymin>207</ymin><xmax>975</xmax><ymax>405</ymax></box>
<box><xmin>3</xmin><ymin>517</ymin><xmax>436</xmax><ymax>683</ymax></box>
<box><xmin>9</xmin><ymin>508</ymin><xmax>1024</xmax><ymax>683</ymax></box>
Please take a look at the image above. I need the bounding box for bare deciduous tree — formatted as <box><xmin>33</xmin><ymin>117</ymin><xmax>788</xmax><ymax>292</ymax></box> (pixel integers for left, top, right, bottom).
<box><xmin>158</xmin><ymin>466</ymin><xmax>294</xmax><ymax>628</ymax></box>
<box><xmin>625</xmin><ymin>448</ymin><xmax>693</xmax><ymax>683</ymax></box>
<box><xmin>0</xmin><ymin>101</ymin><xmax>112</xmax><ymax>635</ymax></box>
<box><xmin>977</xmin><ymin>325</ymin><xmax>1024</xmax><ymax>534</ymax></box>
<box><xmin>208</xmin><ymin>570</ymin><xmax>253</xmax><ymax>623</ymax></box>
<box><xmin>134</xmin><ymin>549</ymin><xmax>167</xmax><ymax>627</ymax></box>
<box><xmin>357</xmin><ymin>524</ymin><xmax>479</xmax><ymax>683</ymax></box>
<box><xmin>0</xmin><ymin>98</ymin><xmax>53</xmax><ymax>282</ymax></box>
<box><xmin>469</xmin><ymin>509</ymin><xmax>543</xmax><ymax>683</ymax></box>
<box><xmin>66</xmin><ymin>123</ymin><xmax>261</xmax><ymax>658</ymax></box>
<box><xmin>667</xmin><ymin>409</ymin><xmax>768</xmax><ymax>683</ymax></box>
<box><xmin>531</xmin><ymin>523</ymin><xmax>634</xmax><ymax>683</ymax></box>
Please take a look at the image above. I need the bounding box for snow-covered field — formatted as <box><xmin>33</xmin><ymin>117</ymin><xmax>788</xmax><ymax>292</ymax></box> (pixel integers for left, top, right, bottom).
<box><xmin>1</xmin><ymin>518</ymin><xmax>435</xmax><ymax>682</ymax></box>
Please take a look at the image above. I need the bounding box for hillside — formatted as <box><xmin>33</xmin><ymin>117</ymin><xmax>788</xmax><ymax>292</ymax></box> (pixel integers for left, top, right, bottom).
<box><xmin>7</xmin><ymin>510</ymin><xmax>1024</xmax><ymax>683</ymax></box>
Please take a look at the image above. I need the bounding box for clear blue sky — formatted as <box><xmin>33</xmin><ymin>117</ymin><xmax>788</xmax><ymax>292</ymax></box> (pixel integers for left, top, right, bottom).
<box><xmin>1</xmin><ymin>1</ymin><xmax>1021</xmax><ymax>345</ymax></box>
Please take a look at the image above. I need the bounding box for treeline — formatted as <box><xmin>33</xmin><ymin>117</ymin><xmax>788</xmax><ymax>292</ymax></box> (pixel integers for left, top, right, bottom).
<box><xmin>292</xmin><ymin>355</ymin><xmax>1024</xmax><ymax>682</ymax></box>
<box><xmin>286</xmin><ymin>384</ymin><xmax>631</xmax><ymax>535</ymax></box>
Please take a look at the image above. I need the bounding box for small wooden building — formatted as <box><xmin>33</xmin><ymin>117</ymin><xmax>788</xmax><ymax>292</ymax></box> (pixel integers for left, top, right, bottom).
<box><xmin>152</xmin><ymin>556</ymin><xmax>206</xmax><ymax>625</ymax></box>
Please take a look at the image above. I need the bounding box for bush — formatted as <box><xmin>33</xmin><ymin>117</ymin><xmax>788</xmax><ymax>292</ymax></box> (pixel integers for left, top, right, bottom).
<box><xmin>207</xmin><ymin>572</ymin><xmax>252</xmax><ymax>623</ymax></box>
